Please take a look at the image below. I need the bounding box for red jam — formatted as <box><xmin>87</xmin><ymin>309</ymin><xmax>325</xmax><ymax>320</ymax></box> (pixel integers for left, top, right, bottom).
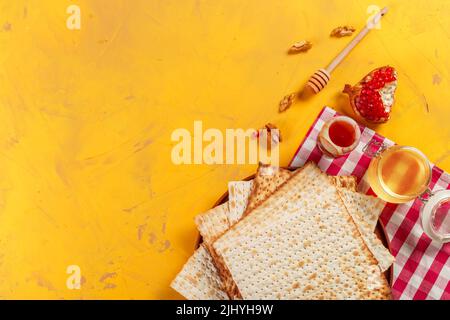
<box><xmin>328</xmin><ymin>120</ymin><xmax>356</xmax><ymax>148</ymax></box>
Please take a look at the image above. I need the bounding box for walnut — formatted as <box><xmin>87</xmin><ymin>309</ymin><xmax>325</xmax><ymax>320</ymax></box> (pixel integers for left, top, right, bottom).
<box><xmin>330</xmin><ymin>25</ymin><xmax>356</xmax><ymax>37</ymax></box>
<box><xmin>289</xmin><ymin>40</ymin><xmax>312</xmax><ymax>54</ymax></box>
<box><xmin>279</xmin><ymin>93</ymin><xmax>296</xmax><ymax>112</ymax></box>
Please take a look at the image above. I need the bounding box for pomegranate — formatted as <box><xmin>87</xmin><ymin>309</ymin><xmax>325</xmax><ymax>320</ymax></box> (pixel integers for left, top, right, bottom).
<box><xmin>343</xmin><ymin>66</ymin><xmax>397</xmax><ymax>123</ymax></box>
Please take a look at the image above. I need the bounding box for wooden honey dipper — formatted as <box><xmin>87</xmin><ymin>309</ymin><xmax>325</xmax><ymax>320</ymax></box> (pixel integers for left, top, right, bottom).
<box><xmin>306</xmin><ymin>6</ymin><xmax>389</xmax><ymax>94</ymax></box>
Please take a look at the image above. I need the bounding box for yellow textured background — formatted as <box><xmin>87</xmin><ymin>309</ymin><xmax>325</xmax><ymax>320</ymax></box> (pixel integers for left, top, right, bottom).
<box><xmin>0</xmin><ymin>0</ymin><xmax>449</xmax><ymax>299</ymax></box>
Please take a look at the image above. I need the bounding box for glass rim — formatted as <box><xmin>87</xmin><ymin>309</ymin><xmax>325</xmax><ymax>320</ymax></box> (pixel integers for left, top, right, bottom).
<box><xmin>430</xmin><ymin>199</ymin><xmax>450</xmax><ymax>239</ymax></box>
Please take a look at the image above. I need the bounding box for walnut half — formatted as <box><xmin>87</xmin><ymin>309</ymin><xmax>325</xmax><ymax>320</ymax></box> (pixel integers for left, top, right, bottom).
<box><xmin>289</xmin><ymin>40</ymin><xmax>312</xmax><ymax>54</ymax></box>
<box><xmin>330</xmin><ymin>26</ymin><xmax>356</xmax><ymax>38</ymax></box>
<box><xmin>279</xmin><ymin>93</ymin><xmax>296</xmax><ymax>112</ymax></box>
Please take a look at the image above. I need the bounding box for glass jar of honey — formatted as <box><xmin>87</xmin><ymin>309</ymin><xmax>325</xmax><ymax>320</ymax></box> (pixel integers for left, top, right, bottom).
<box><xmin>365</xmin><ymin>144</ymin><xmax>431</xmax><ymax>203</ymax></box>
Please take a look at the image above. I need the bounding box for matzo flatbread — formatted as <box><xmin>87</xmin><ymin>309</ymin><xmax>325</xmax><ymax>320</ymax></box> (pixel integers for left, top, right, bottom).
<box><xmin>241</xmin><ymin>172</ymin><xmax>390</xmax><ymax>271</ymax></box>
<box><xmin>176</xmin><ymin>168</ymin><xmax>390</xmax><ymax>300</ymax></box>
<box><xmin>174</xmin><ymin>180</ymin><xmax>253</xmax><ymax>300</ymax></box>
<box><xmin>217</xmin><ymin>174</ymin><xmax>389</xmax><ymax>298</ymax></box>
<box><xmin>213</xmin><ymin>163</ymin><xmax>391</xmax><ymax>299</ymax></box>
<box><xmin>244</xmin><ymin>164</ymin><xmax>293</xmax><ymax>214</ymax></box>
<box><xmin>194</xmin><ymin>203</ymin><xmax>230</xmax><ymax>245</ymax></box>
<box><xmin>194</xmin><ymin>191</ymin><xmax>249</xmax><ymax>299</ymax></box>
<box><xmin>329</xmin><ymin>175</ymin><xmax>357</xmax><ymax>192</ymax></box>
<box><xmin>228</xmin><ymin>180</ymin><xmax>253</xmax><ymax>225</ymax></box>
<box><xmin>170</xmin><ymin>245</ymin><xmax>228</xmax><ymax>300</ymax></box>
<box><xmin>336</xmin><ymin>187</ymin><xmax>385</xmax><ymax>232</ymax></box>
<box><xmin>246</xmin><ymin>166</ymin><xmax>358</xmax><ymax>216</ymax></box>
<box><xmin>337</xmin><ymin>188</ymin><xmax>394</xmax><ymax>272</ymax></box>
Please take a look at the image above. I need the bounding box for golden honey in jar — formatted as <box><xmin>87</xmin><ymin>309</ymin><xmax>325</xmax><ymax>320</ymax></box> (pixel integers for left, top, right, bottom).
<box><xmin>367</xmin><ymin>145</ymin><xmax>431</xmax><ymax>203</ymax></box>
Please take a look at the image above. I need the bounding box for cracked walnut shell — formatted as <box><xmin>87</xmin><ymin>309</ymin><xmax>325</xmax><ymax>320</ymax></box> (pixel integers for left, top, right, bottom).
<box><xmin>289</xmin><ymin>40</ymin><xmax>312</xmax><ymax>53</ymax></box>
<box><xmin>330</xmin><ymin>26</ymin><xmax>356</xmax><ymax>37</ymax></box>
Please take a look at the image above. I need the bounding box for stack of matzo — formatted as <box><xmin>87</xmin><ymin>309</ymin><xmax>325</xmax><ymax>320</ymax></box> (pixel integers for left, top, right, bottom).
<box><xmin>171</xmin><ymin>162</ymin><xmax>394</xmax><ymax>300</ymax></box>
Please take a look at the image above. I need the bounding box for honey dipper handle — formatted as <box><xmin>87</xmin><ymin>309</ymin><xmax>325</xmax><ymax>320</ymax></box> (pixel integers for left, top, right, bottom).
<box><xmin>325</xmin><ymin>6</ymin><xmax>388</xmax><ymax>74</ymax></box>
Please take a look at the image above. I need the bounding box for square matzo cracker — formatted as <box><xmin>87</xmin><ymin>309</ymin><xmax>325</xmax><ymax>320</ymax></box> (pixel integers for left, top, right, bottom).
<box><xmin>213</xmin><ymin>163</ymin><xmax>391</xmax><ymax>299</ymax></box>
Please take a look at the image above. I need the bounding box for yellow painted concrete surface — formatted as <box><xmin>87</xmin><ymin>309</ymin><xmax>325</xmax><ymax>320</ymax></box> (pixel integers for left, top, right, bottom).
<box><xmin>0</xmin><ymin>0</ymin><xmax>448</xmax><ymax>299</ymax></box>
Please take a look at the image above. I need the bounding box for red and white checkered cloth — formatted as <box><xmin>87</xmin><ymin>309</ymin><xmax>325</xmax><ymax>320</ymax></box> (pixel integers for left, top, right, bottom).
<box><xmin>289</xmin><ymin>106</ymin><xmax>450</xmax><ymax>300</ymax></box>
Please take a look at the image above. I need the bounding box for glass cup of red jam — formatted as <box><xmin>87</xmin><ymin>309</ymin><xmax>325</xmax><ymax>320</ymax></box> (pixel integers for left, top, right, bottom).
<box><xmin>317</xmin><ymin>116</ymin><xmax>361</xmax><ymax>158</ymax></box>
